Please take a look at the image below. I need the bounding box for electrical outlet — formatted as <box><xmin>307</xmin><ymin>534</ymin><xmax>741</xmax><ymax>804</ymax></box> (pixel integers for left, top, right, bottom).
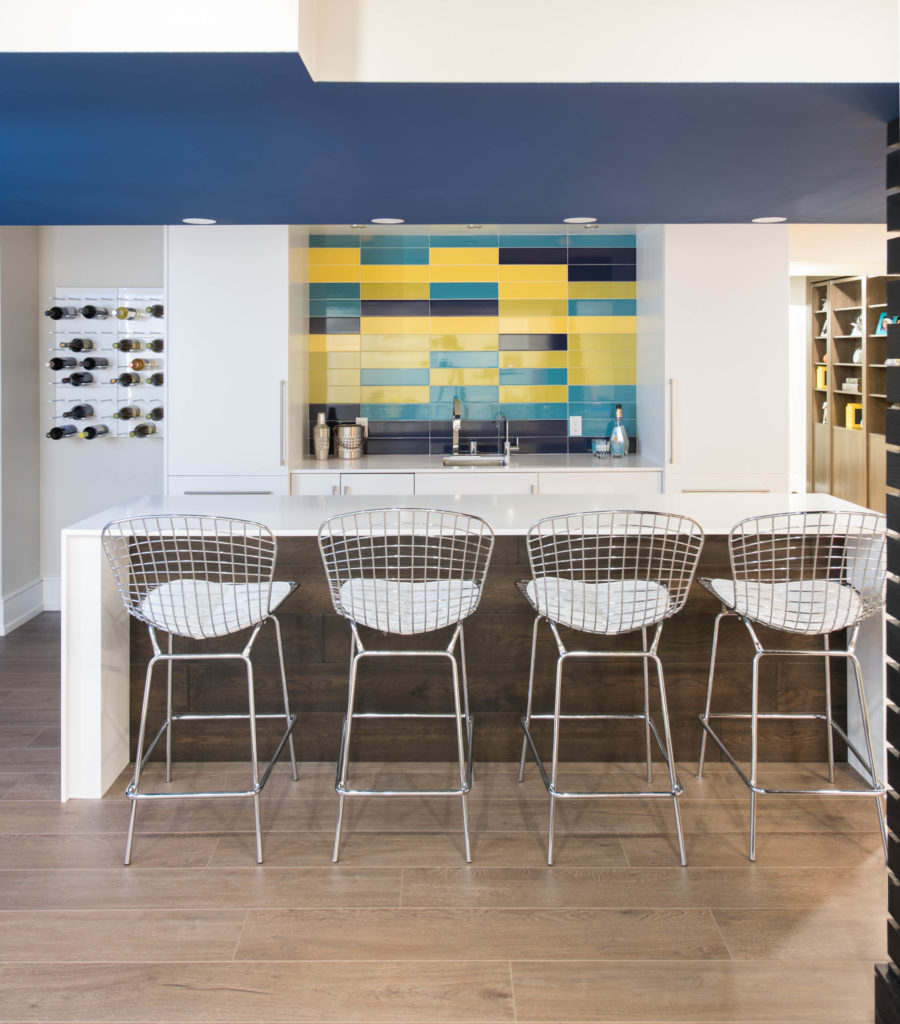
<box><xmin>569</xmin><ymin>415</ymin><xmax>582</xmax><ymax>436</ymax></box>
<box><xmin>355</xmin><ymin>416</ymin><xmax>368</xmax><ymax>434</ymax></box>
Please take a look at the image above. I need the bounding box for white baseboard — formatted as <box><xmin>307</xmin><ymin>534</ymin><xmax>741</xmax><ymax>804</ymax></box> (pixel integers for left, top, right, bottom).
<box><xmin>1</xmin><ymin>578</ymin><xmax>44</xmax><ymax>635</ymax></box>
<box><xmin>42</xmin><ymin>576</ymin><xmax>60</xmax><ymax>612</ymax></box>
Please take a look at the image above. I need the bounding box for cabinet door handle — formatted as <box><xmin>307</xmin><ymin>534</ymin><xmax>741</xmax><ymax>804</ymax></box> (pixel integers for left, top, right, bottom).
<box><xmin>669</xmin><ymin>377</ymin><xmax>678</xmax><ymax>464</ymax></box>
<box><xmin>530</xmin><ymin>484</ymin><xmax>537</xmax><ymax>494</ymax></box>
<box><xmin>279</xmin><ymin>380</ymin><xmax>287</xmax><ymax>467</ymax></box>
<box><xmin>343</xmin><ymin>485</ymin><xmax>351</xmax><ymax>495</ymax></box>
<box><xmin>183</xmin><ymin>490</ymin><xmax>273</xmax><ymax>495</ymax></box>
<box><xmin>331</xmin><ymin>485</ymin><xmax>339</xmax><ymax>495</ymax></box>
<box><xmin>680</xmin><ymin>488</ymin><xmax>771</xmax><ymax>494</ymax></box>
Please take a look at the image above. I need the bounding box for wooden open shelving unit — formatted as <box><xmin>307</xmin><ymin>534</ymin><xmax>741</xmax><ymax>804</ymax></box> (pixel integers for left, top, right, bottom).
<box><xmin>808</xmin><ymin>275</ymin><xmax>895</xmax><ymax>511</ymax></box>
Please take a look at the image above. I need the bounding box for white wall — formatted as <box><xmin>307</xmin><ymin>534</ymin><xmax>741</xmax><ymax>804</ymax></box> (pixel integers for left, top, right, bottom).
<box><xmin>39</xmin><ymin>226</ymin><xmax>165</xmax><ymax>606</ymax></box>
<box><xmin>789</xmin><ymin>224</ymin><xmax>888</xmax><ymax>278</ymax></box>
<box><xmin>0</xmin><ymin>227</ymin><xmax>41</xmax><ymax>631</ymax></box>
<box><xmin>635</xmin><ymin>225</ymin><xmax>666</xmax><ymax>465</ymax></box>
<box><xmin>788</xmin><ymin>276</ymin><xmax>809</xmax><ymax>492</ymax></box>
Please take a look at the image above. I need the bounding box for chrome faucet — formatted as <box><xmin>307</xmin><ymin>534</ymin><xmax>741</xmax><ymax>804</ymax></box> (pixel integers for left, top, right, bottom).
<box><xmin>495</xmin><ymin>412</ymin><xmax>519</xmax><ymax>458</ymax></box>
<box><xmin>452</xmin><ymin>397</ymin><xmax>461</xmax><ymax>455</ymax></box>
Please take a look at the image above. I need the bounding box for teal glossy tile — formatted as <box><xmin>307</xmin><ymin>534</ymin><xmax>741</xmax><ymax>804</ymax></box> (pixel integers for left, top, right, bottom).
<box><xmin>569</xmin><ymin>385</ymin><xmax>636</xmax><ymax>404</ymax></box>
<box><xmin>309</xmin><ymin>298</ymin><xmax>361</xmax><ymax>318</ymax></box>
<box><xmin>567</xmin><ymin>233</ymin><xmax>637</xmax><ymax>248</ymax></box>
<box><xmin>309</xmin><ymin>283</ymin><xmax>360</xmax><ymax>300</ymax></box>
<box><xmin>430</xmin><ymin>385</ymin><xmax>499</xmax><ymax>403</ymax></box>
<box><xmin>431</xmin><ymin>402</ymin><xmax>499</xmax><ymax>421</ymax></box>
<box><xmin>430</xmin><ymin>283</ymin><xmax>499</xmax><ymax>300</ymax></box>
<box><xmin>499</xmin><ymin>402</ymin><xmax>568</xmax><ymax>420</ymax></box>
<box><xmin>361</xmin><ymin>369</ymin><xmax>430</xmax><ymax>386</ymax></box>
<box><xmin>430</xmin><ymin>235</ymin><xmax>499</xmax><ymax>247</ymax></box>
<box><xmin>583</xmin><ymin>417</ymin><xmax>637</xmax><ymax>436</ymax></box>
<box><xmin>568</xmin><ymin>299</ymin><xmax>637</xmax><ymax>316</ymax></box>
<box><xmin>360</xmin><ymin>234</ymin><xmax>429</xmax><ymax>248</ymax></box>
<box><xmin>499</xmin><ymin>368</ymin><xmax>567</xmax><ymax>386</ymax></box>
<box><xmin>361</xmin><ymin>403</ymin><xmax>432</xmax><ymax>421</ymax></box>
<box><xmin>499</xmin><ymin>234</ymin><xmax>567</xmax><ymax>248</ymax></box>
<box><xmin>310</xmin><ymin>234</ymin><xmax>361</xmax><ymax>248</ymax></box>
<box><xmin>361</xmin><ymin>248</ymin><xmax>430</xmax><ymax>265</ymax></box>
<box><xmin>430</xmin><ymin>351</ymin><xmax>499</xmax><ymax>369</ymax></box>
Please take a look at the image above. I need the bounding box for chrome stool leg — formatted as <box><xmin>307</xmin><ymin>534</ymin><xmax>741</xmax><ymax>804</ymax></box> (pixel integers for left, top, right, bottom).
<box><xmin>333</xmin><ymin>635</ymin><xmax>361</xmax><ymax>864</ymax></box>
<box><xmin>242</xmin><ymin>653</ymin><xmax>264</xmax><ymax>864</ymax></box>
<box><xmin>749</xmin><ymin>647</ymin><xmax>763</xmax><ymax>863</ymax></box>
<box><xmin>518</xmin><ymin>615</ymin><xmax>542</xmax><ymax>783</ymax></box>
<box><xmin>165</xmin><ymin>633</ymin><xmax>174</xmax><ymax>783</ymax></box>
<box><xmin>447</xmin><ymin>644</ymin><xmax>472</xmax><ymax>863</ymax></box>
<box><xmin>824</xmin><ymin>633</ymin><xmax>835</xmax><ymax>784</ymax></box>
<box><xmin>642</xmin><ymin>627</ymin><xmax>652</xmax><ymax>784</ymax></box>
<box><xmin>125</xmin><ymin>647</ymin><xmax>159</xmax><ymax>866</ymax></box>
<box><xmin>651</xmin><ymin>649</ymin><xmax>686</xmax><ymax>867</ymax></box>
<box><xmin>271</xmin><ymin>615</ymin><xmax>298</xmax><ymax>782</ymax></box>
<box><xmin>848</xmin><ymin>650</ymin><xmax>889</xmax><ymax>859</ymax></box>
<box><xmin>546</xmin><ymin>651</ymin><xmax>567</xmax><ymax>866</ymax></box>
<box><xmin>697</xmin><ymin>610</ymin><xmax>728</xmax><ymax>779</ymax></box>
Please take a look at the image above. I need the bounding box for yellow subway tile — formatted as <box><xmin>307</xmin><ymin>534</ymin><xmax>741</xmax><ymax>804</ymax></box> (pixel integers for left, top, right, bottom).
<box><xmin>361</xmin><ymin>282</ymin><xmax>429</xmax><ymax>301</ymax></box>
<box><xmin>360</xmin><ymin>334</ymin><xmax>429</xmax><ymax>351</ymax></box>
<box><xmin>309</xmin><ymin>384</ymin><xmax>360</xmax><ymax>404</ymax></box>
<box><xmin>568</xmin><ymin>315</ymin><xmax>636</xmax><ymax>333</ymax></box>
<box><xmin>360</xmin><ymin>265</ymin><xmax>429</xmax><ymax>283</ymax></box>
<box><xmin>318</xmin><ymin>368</ymin><xmax>360</xmax><ymax>388</ymax></box>
<box><xmin>309</xmin><ymin>334</ymin><xmax>360</xmax><ymax>352</ymax></box>
<box><xmin>499</xmin><ymin>350</ymin><xmax>568</xmax><ymax>369</ymax></box>
<box><xmin>568</xmin><ymin>367</ymin><xmax>610</xmax><ymax>386</ymax></box>
<box><xmin>568</xmin><ymin>332</ymin><xmax>635</xmax><ymax>351</ymax></box>
<box><xmin>498</xmin><ymin>316</ymin><xmax>567</xmax><ymax>335</ymax></box>
<box><xmin>568</xmin><ymin>282</ymin><xmax>637</xmax><ymax>299</ymax></box>
<box><xmin>308</xmin><ymin>248</ymin><xmax>360</xmax><ymax>266</ymax></box>
<box><xmin>309</xmin><ymin>265</ymin><xmax>360</xmax><ymax>283</ymax></box>
<box><xmin>430</xmin><ymin>333</ymin><xmax>499</xmax><ymax>351</ymax></box>
<box><xmin>430</xmin><ymin>316</ymin><xmax>499</xmax><ymax>334</ymax></box>
<box><xmin>361</xmin><ymin>350</ymin><xmax>429</xmax><ymax>370</ymax></box>
<box><xmin>499</xmin><ymin>281</ymin><xmax>568</xmax><ymax>300</ymax></box>
<box><xmin>499</xmin><ymin>385</ymin><xmax>568</xmax><ymax>403</ymax></box>
<box><xmin>429</xmin><ymin>265</ymin><xmax>499</xmax><ymax>283</ymax></box>
<box><xmin>612</xmin><ymin>368</ymin><xmax>636</xmax><ymax>385</ymax></box>
<box><xmin>360</xmin><ymin>316</ymin><xmax>430</xmax><ymax>335</ymax></box>
<box><xmin>567</xmin><ymin>351</ymin><xmax>634</xmax><ymax>371</ymax></box>
<box><xmin>429</xmin><ymin>247</ymin><xmax>498</xmax><ymax>265</ymax></box>
<box><xmin>498</xmin><ymin>299</ymin><xmax>567</xmax><ymax>318</ymax></box>
<box><xmin>309</xmin><ymin>351</ymin><xmax>360</xmax><ymax>370</ymax></box>
<box><xmin>430</xmin><ymin>368</ymin><xmax>499</xmax><ymax>387</ymax></box>
<box><xmin>361</xmin><ymin>386</ymin><xmax>430</xmax><ymax>404</ymax></box>
<box><xmin>498</xmin><ymin>265</ymin><xmax>567</xmax><ymax>283</ymax></box>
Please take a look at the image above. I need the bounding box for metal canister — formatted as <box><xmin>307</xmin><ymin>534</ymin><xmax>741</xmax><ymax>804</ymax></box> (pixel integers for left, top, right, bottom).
<box><xmin>333</xmin><ymin>422</ymin><xmax>365</xmax><ymax>459</ymax></box>
<box><xmin>313</xmin><ymin>411</ymin><xmax>330</xmax><ymax>460</ymax></box>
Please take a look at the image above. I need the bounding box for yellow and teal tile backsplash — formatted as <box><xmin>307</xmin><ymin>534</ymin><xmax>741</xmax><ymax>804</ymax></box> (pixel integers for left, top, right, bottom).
<box><xmin>308</xmin><ymin>231</ymin><xmax>636</xmax><ymax>455</ymax></box>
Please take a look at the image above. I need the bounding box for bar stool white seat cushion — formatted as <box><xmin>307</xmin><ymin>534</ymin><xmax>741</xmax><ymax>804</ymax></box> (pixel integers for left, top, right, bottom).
<box><xmin>338</xmin><ymin>578</ymin><xmax>481</xmax><ymax>634</ymax></box>
<box><xmin>140</xmin><ymin>580</ymin><xmax>293</xmax><ymax>638</ymax></box>
<box><xmin>707</xmin><ymin>578</ymin><xmax>864</xmax><ymax>635</ymax></box>
<box><xmin>525</xmin><ymin>577</ymin><xmax>670</xmax><ymax>634</ymax></box>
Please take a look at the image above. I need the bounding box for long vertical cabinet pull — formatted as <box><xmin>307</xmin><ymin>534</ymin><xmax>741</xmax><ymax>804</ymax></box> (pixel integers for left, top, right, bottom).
<box><xmin>279</xmin><ymin>380</ymin><xmax>287</xmax><ymax>466</ymax></box>
<box><xmin>669</xmin><ymin>378</ymin><xmax>679</xmax><ymax>464</ymax></box>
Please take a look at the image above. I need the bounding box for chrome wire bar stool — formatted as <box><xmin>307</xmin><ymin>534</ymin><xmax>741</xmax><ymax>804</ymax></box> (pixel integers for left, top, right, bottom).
<box><xmin>101</xmin><ymin>515</ymin><xmax>299</xmax><ymax>865</ymax></box>
<box><xmin>517</xmin><ymin>510</ymin><xmax>704</xmax><ymax>865</ymax></box>
<box><xmin>697</xmin><ymin>510</ymin><xmax>887</xmax><ymax>861</ymax></box>
<box><xmin>319</xmin><ymin>508</ymin><xmax>494</xmax><ymax>863</ymax></box>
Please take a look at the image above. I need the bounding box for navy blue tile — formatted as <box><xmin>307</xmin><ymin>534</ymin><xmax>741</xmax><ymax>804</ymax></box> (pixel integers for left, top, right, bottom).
<box><xmin>567</xmin><ymin>247</ymin><xmax>637</xmax><ymax>265</ymax></box>
<box><xmin>308</xmin><ymin>316</ymin><xmax>360</xmax><ymax>334</ymax></box>
<box><xmin>360</xmin><ymin>300</ymin><xmax>429</xmax><ymax>317</ymax></box>
<box><xmin>515</xmin><ymin>437</ymin><xmax>568</xmax><ymax>455</ymax></box>
<box><xmin>498</xmin><ymin>247</ymin><xmax>568</xmax><ymax>265</ymax></box>
<box><xmin>429</xmin><ymin>299</ymin><xmax>499</xmax><ymax>316</ymax></box>
<box><xmin>568</xmin><ymin>265</ymin><xmax>636</xmax><ymax>282</ymax></box>
<box><xmin>360</xmin><ymin>234</ymin><xmax>429</xmax><ymax>248</ymax></box>
<box><xmin>308</xmin><ymin>403</ymin><xmax>361</xmax><ymax>423</ymax></box>
<box><xmin>365</xmin><ymin>419</ymin><xmax>430</xmax><ymax>438</ymax></box>
<box><xmin>501</xmin><ymin>419</ymin><xmax>568</xmax><ymax>438</ymax></box>
<box><xmin>430</xmin><ymin>419</ymin><xmax>500</xmax><ymax>438</ymax></box>
<box><xmin>365</xmin><ymin>437</ymin><xmax>430</xmax><ymax>456</ymax></box>
<box><xmin>429</xmin><ymin>438</ymin><xmax>505</xmax><ymax>455</ymax></box>
<box><xmin>499</xmin><ymin>334</ymin><xmax>568</xmax><ymax>351</ymax></box>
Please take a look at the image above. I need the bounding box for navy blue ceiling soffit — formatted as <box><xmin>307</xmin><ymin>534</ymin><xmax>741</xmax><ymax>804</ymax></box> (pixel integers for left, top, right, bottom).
<box><xmin>0</xmin><ymin>53</ymin><xmax>896</xmax><ymax>225</ymax></box>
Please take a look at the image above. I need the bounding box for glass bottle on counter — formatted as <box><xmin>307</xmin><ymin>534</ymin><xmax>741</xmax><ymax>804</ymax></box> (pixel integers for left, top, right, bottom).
<box><xmin>58</xmin><ymin>338</ymin><xmax>93</xmax><ymax>352</ymax></box>
<box><xmin>60</xmin><ymin>371</ymin><xmax>94</xmax><ymax>386</ymax></box>
<box><xmin>44</xmin><ymin>306</ymin><xmax>78</xmax><ymax>320</ymax></box>
<box><xmin>113</xmin><ymin>405</ymin><xmax>141</xmax><ymax>420</ymax></box>
<box><xmin>46</xmin><ymin>425</ymin><xmax>77</xmax><ymax>440</ymax></box>
<box><xmin>46</xmin><ymin>357</ymin><xmax>77</xmax><ymax>371</ymax></box>
<box><xmin>62</xmin><ymin>404</ymin><xmax>94</xmax><ymax>419</ymax></box>
<box><xmin>129</xmin><ymin>423</ymin><xmax>157</xmax><ymax>437</ymax></box>
<box><xmin>78</xmin><ymin>425</ymin><xmax>109</xmax><ymax>439</ymax></box>
<box><xmin>609</xmin><ymin>403</ymin><xmax>628</xmax><ymax>458</ymax></box>
<box><xmin>146</xmin><ymin>406</ymin><xmax>164</xmax><ymax>421</ymax></box>
<box><xmin>112</xmin><ymin>339</ymin><xmax>141</xmax><ymax>352</ymax></box>
<box><xmin>80</xmin><ymin>356</ymin><xmax>109</xmax><ymax>370</ymax></box>
<box><xmin>78</xmin><ymin>305</ymin><xmax>109</xmax><ymax>319</ymax></box>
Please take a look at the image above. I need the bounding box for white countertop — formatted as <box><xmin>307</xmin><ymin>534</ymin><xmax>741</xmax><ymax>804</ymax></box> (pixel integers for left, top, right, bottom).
<box><xmin>292</xmin><ymin>454</ymin><xmax>661</xmax><ymax>473</ymax></box>
<box><xmin>63</xmin><ymin>491</ymin><xmax>871</xmax><ymax>538</ymax></box>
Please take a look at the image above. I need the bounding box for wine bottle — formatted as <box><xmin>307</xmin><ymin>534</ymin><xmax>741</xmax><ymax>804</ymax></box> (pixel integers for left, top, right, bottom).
<box><xmin>113</xmin><ymin>306</ymin><xmax>141</xmax><ymax>320</ymax></box>
<box><xmin>147</xmin><ymin>372</ymin><xmax>164</xmax><ymax>387</ymax></box>
<box><xmin>127</xmin><ymin>358</ymin><xmax>160</xmax><ymax>371</ymax></box>
<box><xmin>147</xmin><ymin>338</ymin><xmax>164</xmax><ymax>353</ymax></box>
<box><xmin>146</xmin><ymin>406</ymin><xmax>164</xmax><ymax>421</ymax></box>
<box><xmin>112</xmin><ymin>339</ymin><xmax>140</xmax><ymax>352</ymax></box>
<box><xmin>60</xmin><ymin>372</ymin><xmax>94</xmax><ymax>386</ymax></box>
<box><xmin>78</xmin><ymin>305</ymin><xmax>109</xmax><ymax>319</ymax></box>
<box><xmin>46</xmin><ymin>425</ymin><xmax>77</xmax><ymax>440</ymax></box>
<box><xmin>129</xmin><ymin>423</ymin><xmax>157</xmax><ymax>438</ymax></box>
<box><xmin>111</xmin><ymin>372</ymin><xmax>140</xmax><ymax>386</ymax></box>
<box><xmin>46</xmin><ymin>357</ymin><xmax>77</xmax><ymax>370</ymax></box>
<box><xmin>113</xmin><ymin>405</ymin><xmax>141</xmax><ymax>420</ymax></box>
<box><xmin>609</xmin><ymin>403</ymin><xmax>629</xmax><ymax>458</ymax></box>
<box><xmin>79</xmin><ymin>356</ymin><xmax>109</xmax><ymax>370</ymax></box>
<box><xmin>78</xmin><ymin>425</ymin><xmax>109</xmax><ymax>439</ymax></box>
<box><xmin>44</xmin><ymin>306</ymin><xmax>77</xmax><ymax>320</ymax></box>
<box><xmin>58</xmin><ymin>338</ymin><xmax>93</xmax><ymax>352</ymax></box>
<box><xmin>145</xmin><ymin>304</ymin><xmax>164</xmax><ymax>318</ymax></box>
<box><xmin>62</xmin><ymin>404</ymin><xmax>94</xmax><ymax>419</ymax></box>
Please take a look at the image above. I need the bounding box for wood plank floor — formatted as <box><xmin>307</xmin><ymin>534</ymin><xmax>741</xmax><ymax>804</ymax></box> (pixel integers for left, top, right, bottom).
<box><xmin>0</xmin><ymin>613</ymin><xmax>888</xmax><ymax>1023</ymax></box>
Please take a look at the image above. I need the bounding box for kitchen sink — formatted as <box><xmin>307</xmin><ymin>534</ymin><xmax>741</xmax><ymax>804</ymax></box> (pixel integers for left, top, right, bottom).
<box><xmin>442</xmin><ymin>453</ymin><xmax>509</xmax><ymax>467</ymax></box>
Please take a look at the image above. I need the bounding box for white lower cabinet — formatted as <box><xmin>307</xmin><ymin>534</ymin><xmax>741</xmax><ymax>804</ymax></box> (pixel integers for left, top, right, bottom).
<box><xmin>168</xmin><ymin>475</ymin><xmax>290</xmax><ymax>496</ymax></box>
<box><xmin>537</xmin><ymin>471</ymin><xmax>662</xmax><ymax>495</ymax></box>
<box><xmin>291</xmin><ymin>472</ymin><xmax>340</xmax><ymax>496</ymax></box>
<box><xmin>415</xmin><ymin>472</ymin><xmax>538</xmax><ymax>495</ymax></box>
<box><xmin>340</xmin><ymin>473</ymin><xmax>415</xmax><ymax>496</ymax></box>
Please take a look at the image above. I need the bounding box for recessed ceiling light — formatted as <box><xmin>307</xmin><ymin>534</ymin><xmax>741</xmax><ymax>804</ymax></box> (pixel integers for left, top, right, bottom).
<box><xmin>182</xmin><ymin>217</ymin><xmax>217</xmax><ymax>225</ymax></box>
<box><xmin>751</xmin><ymin>216</ymin><xmax>787</xmax><ymax>223</ymax></box>
<box><xmin>349</xmin><ymin>224</ymin><xmax>366</xmax><ymax>229</ymax></box>
<box><xmin>467</xmin><ymin>224</ymin><xmax>482</xmax><ymax>230</ymax></box>
<box><xmin>371</xmin><ymin>217</ymin><xmax>405</xmax><ymax>225</ymax></box>
<box><xmin>564</xmin><ymin>217</ymin><xmax>596</xmax><ymax>224</ymax></box>
<box><xmin>583</xmin><ymin>223</ymin><xmax>601</xmax><ymax>230</ymax></box>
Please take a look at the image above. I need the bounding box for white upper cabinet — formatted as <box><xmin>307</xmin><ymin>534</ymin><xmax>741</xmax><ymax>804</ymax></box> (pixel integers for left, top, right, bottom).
<box><xmin>166</xmin><ymin>225</ymin><xmax>289</xmax><ymax>478</ymax></box>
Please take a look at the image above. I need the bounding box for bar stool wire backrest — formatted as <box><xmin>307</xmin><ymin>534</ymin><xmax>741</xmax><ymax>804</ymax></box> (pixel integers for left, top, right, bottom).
<box><xmin>101</xmin><ymin>515</ymin><xmax>279</xmax><ymax>640</ymax></box>
<box><xmin>318</xmin><ymin>508</ymin><xmax>495</xmax><ymax>635</ymax></box>
<box><xmin>725</xmin><ymin>510</ymin><xmax>885</xmax><ymax>635</ymax></box>
<box><xmin>524</xmin><ymin>510</ymin><xmax>704</xmax><ymax>636</ymax></box>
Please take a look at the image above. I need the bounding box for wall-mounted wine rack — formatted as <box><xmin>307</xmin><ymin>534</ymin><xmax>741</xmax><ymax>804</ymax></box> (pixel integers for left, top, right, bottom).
<box><xmin>44</xmin><ymin>287</ymin><xmax>165</xmax><ymax>442</ymax></box>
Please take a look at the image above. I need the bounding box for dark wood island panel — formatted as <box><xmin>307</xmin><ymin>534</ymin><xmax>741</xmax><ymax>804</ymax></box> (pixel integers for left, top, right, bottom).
<box><xmin>129</xmin><ymin>536</ymin><xmax>845</xmax><ymax>764</ymax></box>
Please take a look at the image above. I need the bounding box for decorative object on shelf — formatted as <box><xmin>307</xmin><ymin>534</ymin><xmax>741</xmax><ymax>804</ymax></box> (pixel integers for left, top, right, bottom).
<box><xmin>821</xmin><ymin>401</ymin><xmax>828</xmax><ymax>425</ymax></box>
<box><xmin>850</xmin><ymin>314</ymin><xmax>863</xmax><ymax>337</ymax></box>
<box><xmin>845</xmin><ymin>402</ymin><xmax>863</xmax><ymax>429</ymax></box>
<box><xmin>591</xmin><ymin>437</ymin><xmax>610</xmax><ymax>459</ymax></box>
<box><xmin>875</xmin><ymin>312</ymin><xmax>900</xmax><ymax>335</ymax></box>
<box><xmin>609</xmin><ymin>403</ymin><xmax>628</xmax><ymax>457</ymax></box>
<box><xmin>852</xmin><ymin>347</ymin><xmax>862</xmax><ymax>364</ymax></box>
<box><xmin>842</xmin><ymin>378</ymin><xmax>861</xmax><ymax>393</ymax></box>
<box><xmin>313</xmin><ymin>411</ymin><xmax>330</xmax><ymax>460</ymax></box>
<box><xmin>816</xmin><ymin>365</ymin><xmax>827</xmax><ymax>389</ymax></box>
